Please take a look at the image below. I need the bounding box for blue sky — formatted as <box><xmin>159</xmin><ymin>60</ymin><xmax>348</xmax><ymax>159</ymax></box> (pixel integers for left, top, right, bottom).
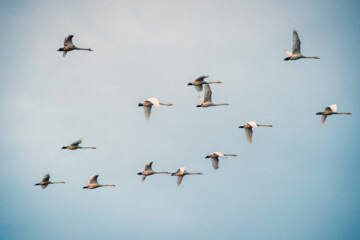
<box><xmin>0</xmin><ymin>1</ymin><xmax>359</xmax><ymax>239</ymax></box>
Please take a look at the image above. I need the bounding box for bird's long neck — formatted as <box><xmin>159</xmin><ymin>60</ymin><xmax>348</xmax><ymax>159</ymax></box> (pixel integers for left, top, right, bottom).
<box><xmin>50</xmin><ymin>181</ymin><xmax>65</xmax><ymax>184</ymax></box>
<box><xmin>74</xmin><ymin>47</ymin><xmax>92</xmax><ymax>51</ymax></box>
<box><xmin>102</xmin><ymin>184</ymin><xmax>115</xmax><ymax>187</ymax></box>
<box><xmin>334</xmin><ymin>112</ymin><xmax>351</xmax><ymax>115</ymax></box>
<box><xmin>214</xmin><ymin>103</ymin><xmax>229</xmax><ymax>106</ymax></box>
<box><xmin>78</xmin><ymin>146</ymin><xmax>96</xmax><ymax>149</ymax></box>
<box><xmin>257</xmin><ymin>124</ymin><xmax>272</xmax><ymax>127</ymax></box>
<box><xmin>153</xmin><ymin>171</ymin><xmax>170</xmax><ymax>174</ymax></box>
<box><xmin>159</xmin><ymin>103</ymin><xmax>173</xmax><ymax>106</ymax></box>
<box><xmin>224</xmin><ymin>154</ymin><xmax>237</xmax><ymax>157</ymax></box>
<box><xmin>188</xmin><ymin>172</ymin><xmax>203</xmax><ymax>175</ymax></box>
<box><xmin>207</xmin><ymin>81</ymin><xmax>222</xmax><ymax>84</ymax></box>
<box><xmin>303</xmin><ymin>56</ymin><xmax>320</xmax><ymax>59</ymax></box>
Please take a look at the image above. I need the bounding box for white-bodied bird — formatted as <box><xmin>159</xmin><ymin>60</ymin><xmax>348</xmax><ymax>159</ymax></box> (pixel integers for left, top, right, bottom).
<box><xmin>196</xmin><ymin>85</ymin><xmax>229</xmax><ymax>108</ymax></box>
<box><xmin>138</xmin><ymin>97</ymin><xmax>173</xmax><ymax>120</ymax></box>
<box><xmin>62</xmin><ymin>139</ymin><xmax>96</xmax><ymax>150</ymax></box>
<box><xmin>83</xmin><ymin>175</ymin><xmax>115</xmax><ymax>189</ymax></box>
<box><xmin>283</xmin><ymin>30</ymin><xmax>319</xmax><ymax>61</ymax></box>
<box><xmin>137</xmin><ymin>162</ymin><xmax>170</xmax><ymax>182</ymax></box>
<box><xmin>239</xmin><ymin>121</ymin><xmax>272</xmax><ymax>144</ymax></box>
<box><xmin>58</xmin><ymin>35</ymin><xmax>93</xmax><ymax>57</ymax></box>
<box><xmin>316</xmin><ymin>104</ymin><xmax>351</xmax><ymax>125</ymax></box>
<box><xmin>34</xmin><ymin>173</ymin><xmax>65</xmax><ymax>189</ymax></box>
<box><xmin>205</xmin><ymin>152</ymin><xmax>237</xmax><ymax>170</ymax></box>
<box><xmin>171</xmin><ymin>167</ymin><xmax>203</xmax><ymax>186</ymax></box>
<box><xmin>187</xmin><ymin>75</ymin><xmax>222</xmax><ymax>92</ymax></box>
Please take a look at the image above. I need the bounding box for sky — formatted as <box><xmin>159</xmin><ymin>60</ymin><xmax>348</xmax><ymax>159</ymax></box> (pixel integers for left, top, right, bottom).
<box><xmin>0</xmin><ymin>0</ymin><xmax>359</xmax><ymax>239</ymax></box>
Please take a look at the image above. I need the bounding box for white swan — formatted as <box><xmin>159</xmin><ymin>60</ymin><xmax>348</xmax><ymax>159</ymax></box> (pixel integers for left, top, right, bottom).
<box><xmin>283</xmin><ymin>30</ymin><xmax>319</xmax><ymax>61</ymax></box>
<box><xmin>138</xmin><ymin>97</ymin><xmax>173</xmax><ymax>120</ymax></box>
<box><xmin>188</xmin><ymin>75</ymin><xmax>222</xmax><ymax>92</ymax></box>
<box><xmin>62</xmin><ymin>139</ymin><xmax>96</xmax><ymax>150</ymax></box>
<box><xmin>316</xmin><ymin>104</ymin><xmax>351</xmax><ymax>125</ymax></box>
<box><xmin>205</xmin><ymin>152</ymin><xmax>237</xmax><ymax>170</ymax></box>
<box><xmin>58</xmin><ymin>35</ymin><xmax>93</xmax><ymax>57</ymax></box>
<box><xmin>34</xmin><ymin>173</ymin><xmax>65</xmax><ymax>189</ymax></box>
<box><xmin>137</xmin><ymin>162</ymin><xmax>170</xmax><ymax>182</ymax></box>
<box><xmin>83</xmin><ymin>175</ymin><xmax>115</xmax><ymax>189</ymax></box>
<box><xmin>239</xmin><ymin>121</ymin><xmax>272</xmax><ymax>144</ymax></box>
<box><xmin>171</xmin><ymin>167</ymin><xmax>203</xmax><ymax>186</ymax></box>
<box><xmin>196</xmin><ymin>85</ymin><xmax>229</xmax><ymax>108</ymax></box>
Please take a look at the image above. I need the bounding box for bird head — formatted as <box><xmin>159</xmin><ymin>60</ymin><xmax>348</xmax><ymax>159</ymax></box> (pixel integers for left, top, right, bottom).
<box><xmin>187</xmin><ymin>82</ymin><xmax>193</xmax><ymax>86</ymax></box>
<box><xmin>83</xmin><ymin>186</ymin><xmax>88</xmax><ymax>189</ymax></box>
<box><xmin>137</xmin><ymin>172</ymin><xmax>143</xmax><ymax>175</ymax></box>
<box><xmin>239</xmin><ymin>126</ymin><xmax>244</xmax><ymax>128</ymax></box>
<box><xmin>138</xmin><ymin>103</ymin><xmax>143</xmax><ymax>107</ymax></box>
<box><xmin>196</xmin><ymin>105</ymin><xmax>202</xmax><ymax>107</ymax></box>
<box><xmin>315</xmin><ymin>112</ymin><xmax>322</xmax><ymax>115</ymax></box>
<box><xmin>57</xmin><ymin>48</ymin><xmax>64</xmax><ymax>51</ymax></box>
<box><xmin>205</xmin><ymin>155</ymin><xmax>210</xmax><ymax>159</ymax></box>
<box><xmin>62</xmin><ymin>146</ymin><xmax>67</xmax><ymax>149</ymax></box>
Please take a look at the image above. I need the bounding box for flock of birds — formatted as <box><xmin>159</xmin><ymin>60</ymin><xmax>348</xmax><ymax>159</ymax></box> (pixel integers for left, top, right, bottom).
<box><xmin>35</xmin><ymin>30</ymin><xmax>352</xmax><ymax>189</ymax></box>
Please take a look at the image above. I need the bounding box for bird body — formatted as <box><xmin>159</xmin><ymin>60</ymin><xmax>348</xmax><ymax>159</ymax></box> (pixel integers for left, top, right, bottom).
<box><xmin>239</xmin><ymin>121</ymin><xmax>272</xmax><ymax>144</ymax></box>
<box><xmin>171</xmin><ymin>167</ymin><xmax>202</xmax><ymax>186</ymax></box>
<box><xmin>34</xmin><ymin>174</ymin><xmax>65</xmax><ymax>189</ymax></box>
<box><xmin>283</xmin><ymin>31</ymin><xmax>319</xmax><ymax>61</ymax></box>
<box><xmin>187</xmin><ymin>75</ymin><xmax>222</xmax><ymax>92</ymax></box>
<box><xmin>62</xmin><ymin>139</ymin><xmax>96</xmax><ymax>150</ymax></box>
<box><xmin>138</xmin><ymin>97</ymin><xmax>173</xmax><ymax>120</ymax></box>
<box><xmin>316</xmin><ymin>104</ymin><xmax>351</xmax><ymax>125</ymax></box>
<box><xmin>58</xmin><ymin>35</ymin><xmax>93</xmax><ymax>57</ymax></box>
<box><xmin>196</xmin><ymin>85</ymin><xmax>229</xmax><ymax>108</ymax></box>
<box><xmin>137</xmin><ymin>162</ymin><xmax>170</xmax><ymax>182</ymax></box>
<box><xmin>83</xmin><ymin>175</ymin><xmax>115</xmax><ymax>189</ymax></box>
<box><xmin>205</xmin><ymin>152</ymin><xmax>237</xmax><ymax>170</ymax></box>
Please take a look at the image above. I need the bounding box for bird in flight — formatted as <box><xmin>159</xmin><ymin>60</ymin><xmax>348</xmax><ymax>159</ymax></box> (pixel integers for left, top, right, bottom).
<box><xmin>187</xmin><ymin>75</ymin><xmax>222</xmax><ymax>92</ymax></box>
<box><xmin>58</xmin><ymin>35</ymin><xmax>93</xmax><ymax>57</ymax></box>
<box><xmin>205</xmin><ymin>152</ymin><xmax>237</xmax><ymax>170</ymax></box>
<box><xmin>34</xmin><ymin>173</ymin><xmax>65</xmax><ymax>189</ymax></box>
<box><xmin>83</xmin><ymin>175</ymin><xmax>115</xmax><ymax>189</ymax></box>
<box><xmin>196</xmin><ymin>85</ymin><xmax>229</xmax><ymax>108</ymax></box>
<box><xmin>316</xmin><ymin>104</ymin><xmax>351</xmax><ymax>125</ymax></box>
<box><xmin>239</xmin><ymin>121</ymin><xmax>272</xmax><ymax>144</ymax></box>
<box><xmin>62</xmin><ymin>139</ymin><xmax>96</xmax><ymax>150</ymax></box>
<box><xmin>283</xmin><ymin>30</ymin><xmax>319</xmax><ymax>61</ymax></box>
<box><xmin>137</xmin><ymin>162</ymin><xmax>170</xmax><ymax>182</ymax></box>
<box><xmin>138</xmin><ymin>97</ymin><xmax>173</xmax><ymax>120</ymax></box>
<box><xmin>171</xmin><ymin>167</ymin><xmax>203</xmax><ymax>186</ymax></box>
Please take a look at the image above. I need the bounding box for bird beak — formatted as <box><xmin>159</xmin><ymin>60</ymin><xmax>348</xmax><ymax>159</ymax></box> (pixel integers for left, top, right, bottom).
<box><xmin>239</xmin><ymin>126</ymin><xmax>244</xmax><ymax>128</ymax></box>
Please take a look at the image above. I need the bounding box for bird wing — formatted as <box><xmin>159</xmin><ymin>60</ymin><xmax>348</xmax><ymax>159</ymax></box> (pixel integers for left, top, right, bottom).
<box><xmin>329</xmin><ymin>104</ymin><xmax>337</xmax><ymax>113</ymax></box>
<box><xmin>64</xmin><ymin>35</ymin><xmax>74</xmax><ymax>47</ymax></box>
<box><xmin>211</xmin><ymin>157</ymin><xmax>219</xmax><ymax>170</ymax></box>
<box><xmin>41</xmin><ymin>184</ymin><xmax>48</xmax><ymax>189</ymax></box>
<box><xmin>204</xmin><ymin>84</ymin><xmax>212</xmax><ymax>102</ymax></box>
<box><xmin>143</xmin><ymin>106</ymin><xmax>152</xmax><ymax>120</ymax></box>
<box><xmin>145</xmin><ymin>162</ymin><xmax>153</xmax><ymax>171</ymax></box>
<box><xmin>245</xmin><ymin>128</ymin><xmax>253</xmax><ymax>144</ymax></box>
<box><xmin>197</xmin><ymin>96</ymin><xmax>204</xmax><ymax>103</ymax></box>
<box><xmin>214</xmin><ymin>152</ymin><xmax>225</xmax><ymax>158</ymax></box>
<box><xmin>283</xmin><ymin>50</ymin><xmax>292</xmax><ymax>56</ymax></box>
<box><xmin>71</xmin><ymin>139</ymin><xmax>82</xmax><ymax>146</ymax></box>
<box><xmin>292</xmin><ymin>30</ymin><xmax>301</xmax><ymax>54</ymax></box>
<box><xmin>42</xmin><ymin>173</ymin><xmax>50</xmax><ymax>182</ymax></box>
<box><xmin>177</xmin><ymin>176</ymin><xmax>184</xmax><ymax>186</ymax></box>
<box><xmin>142</xmin><ymin>175</ymin><xmax>147</xmax><ymax>182</ymax></box>
<box><xmin>248</xmin><ymin>121</ymin><xmax>258</xmax><ymax>128</ymax></box>
<box><xmin>89</xmin><ymin>175</ymin><xmax>99</xmax><ymax>184</ymax></box>
<box><xmin>194</xmin><ymin>75</ymin><xmax>208</xmax><ymax>83</ymax></box>
<box><xmin>179</xmin><ymin>167</ymin><xmax>186</xmax><ymax>174</ymax></box>
<box><xmin>195</xmin><ymin>85</ymin><xmax>203</xmax><ymax>92</ymax></box>
<box><xmin>147</xmin><ymin>98</ymin><xmax>160</xmax><ymax>107</ymax></box>
<box><xmin>321</xmin><ymin>115</ymin><xmax>327</xmax><ymax>125</ymax></box>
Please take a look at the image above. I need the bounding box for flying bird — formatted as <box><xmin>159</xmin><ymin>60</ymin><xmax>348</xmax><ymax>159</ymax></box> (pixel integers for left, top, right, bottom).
<box><xmin>57</xmin><ymin>35</ymin><xmax>93</xmax><ymax>57</ymax></box>
<box><xmin>283</xmin><ymin>30</ymin><xmax>319</xmax><ymax>61</ymax></box>
<box><xmin>239</xmin><ymin>121</ymin><xmax>272</xmax><ymax>144</ymax></box>
<box><xmin>83</xmin><ymin>175</ymin><xmax>115</xmax><ymax>189</ymax></box>
<box><xmin>62</xmin><ymin>139</ymin><xmax>96</xmax><ymax>150</ymax></box>
<box><xmin>34</xmin><ymin>173</ymin><xmax>65</xmax><ymax>189</ymax></box>
<box><xmin>137</xmin><ymin>162</ymin><xmax>170</xmax><ymax>182</ymax></box>
<box><xmin>205</xmin><ymin>152</ymin><xmax>237</xmax><ymax>170</ymax></box>
<box><xmin>171</xmin><ymin>167</ymin><xmax>203</xmax><ymax>187</ymax></box>
<box><xmin>196</xmin><ymin>85</ymin><xmax>229</xmax><ymax>108</ymax></box>
<box><xmin>138</xmin><ymin>97</ymin><xmax>173</xmax><ymax>120</ymax></box>
<box><xmin>316</xmin><ymin>104</ymin><xmax>351</xmax><ymax>125</ymax></box>
<box><xmin>187</xmin><ymin>75</ymin><xmax>222</xmax><ymax>92</ymax></box>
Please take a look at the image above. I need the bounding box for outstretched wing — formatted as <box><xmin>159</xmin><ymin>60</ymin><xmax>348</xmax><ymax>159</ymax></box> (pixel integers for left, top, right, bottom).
<box><xmin>71</xmin><ymin>139</ymin><xmax>82</xmax><ymax>146</ymax></box>
<box><xmin>204</xmin><ymin>84</ymin><xmax>212</xmax><ymax>102</ymax></box>
<box><xmin>177</xmin><ymin>176</ymin><xmax>184</xmax><ymax>186</ymax></box>
<box><xmin>145</xmin><ymin>162</ymin><xmax>153</xmax><ymax>171</ymax></box>
<box><xmin>41</xmin><ymin>184</ymin><xmax>48</xmax><ymax>189</ymax></box>
<box><xmin>89</xmin><ymin>175</ymin><xmax>99</xmax><ymax>184</ymax></box>
<box><xmin>142</xmin><ymin>175</ymin><xmax>147</xmax><ymax>182</ymax></box>
<box><xmin>194</xmin><ymin>75</ymin><xmax>208</xmax><ymax>83</ymax></box>
<box><xmin>245</xmin><ymin>128</ymin><xmax>253</xmax><ymax>144</ymax></box>
<box><xmin>292</xmin><ymin>30</ymin><xmax>301</xmax><ymax>54</ymax></box>
<box><xmin>283</xmin><ymin>50</ymin><xmax>292</xmax><ymax>56</ymax></box>
<box><xmin>214</xmin><ymin>152</ymin><xmax>225</xmax><ymax>158</ymax></box>
<box><xmin>321</xmin><ymin>115</ymin><xmax>327</xmax><ymax>125</ymax></box>
<box><xmin>329</xmin><ymin>104</ymin><xmax>337</xmax><ymax>113</ymax></box>
<box><xmin>211</xmin><ymin>157</ymin><xmax>219</xmax><ymax>170</ymax></box>
<box><xmin>248</xmin><ymin>121</ymin><xmax>258</xmax><ymax>128</ymax></box>
<box><xmin>143</xmin><ymin>106</ymin><xmax>152</xmax><ymax>120</ymax></box>
<box><xmin>194</xmin><ymin>85</ymin><xmax>203</xmax><ymax>92</ymax></box>
<box><xmin>42</xmin><ymin>173</ymin><xmax>50</xmax><ymax>182</ymax></box>
<box><xmin>197</xmin><ymin>96</ymin><xmax>204</xmax><ymax>103</ymax></box>
<box><xmin>147</xmin><ymin>98</ymin><xmax>160</xmax><ymax>107</ymax></box>
<box><xmin>64</xmin><ymin>35</ymin><xmax>74</xmax><ymax>47</ymax></box>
